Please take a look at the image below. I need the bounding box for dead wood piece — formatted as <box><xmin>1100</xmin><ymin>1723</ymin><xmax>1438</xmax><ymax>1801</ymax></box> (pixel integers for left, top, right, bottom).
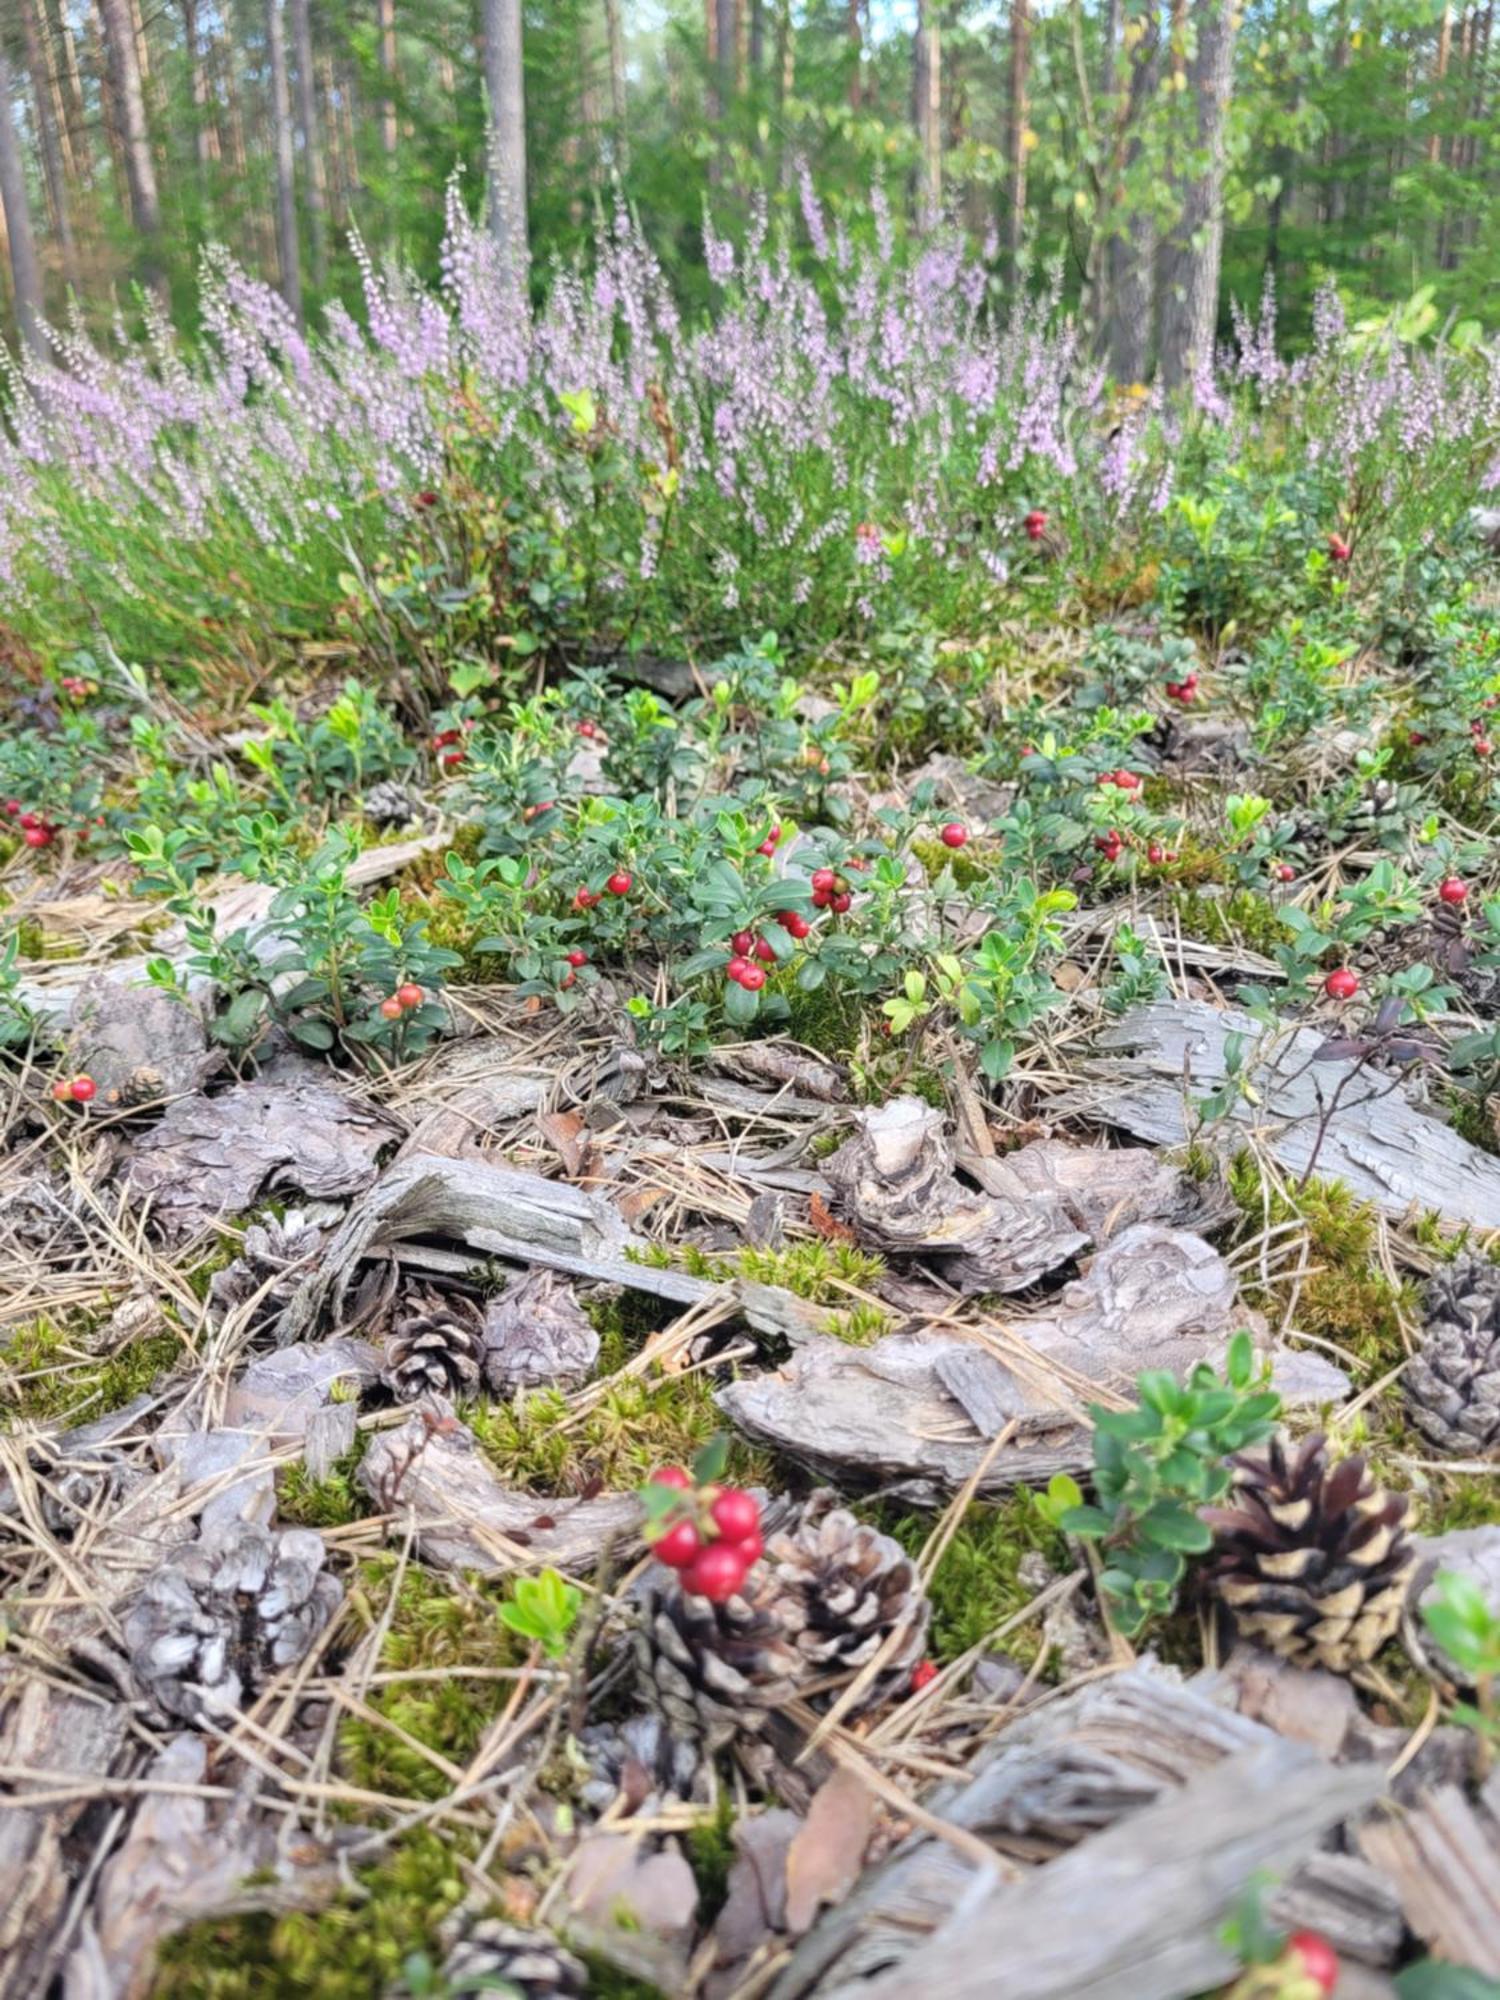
<box><xmin>711</xmin><ymin>1043</ymin><xmax>849</xmax><ymax>1104</ymax></box>
<box><xmin>481</xmin><ymin>1267</ymin><xmax>600</xmax><ymax>1395</ymax></box>
<box><xmin>359</xmin><ymin>1405</ymin><xmax>642</xmax><ymax>1574</ymax></box>
<box><xmin>716</xmin><ymin>1332</ymin><xmax>1088</xmax><ymax>1498</ymax></box>
<box><xmin>123</xmin><ymin>1058</ymin><xmax>398</xmax><ymax>1238</ymax></box>
<box><xmin>395</xmin><ymin>1046</ymin><xmax>550</xmax><ymax>1162</ymax></box>
<box><xmin>273</xmin><ymin>1151</ymin><xmax>719</xmax><ymax>1345</ymax></box>
<box><xmin>1357</xmin><ymin>1786</ymin><xmax>1500</xmax><ymax>1976</ymax></box>
<box><xmin>1059</xmin><ymin>1000</ymin><xmax>1500</xmax><ymax>1230</ymax></box>
<box><xmin>61</xmin><ymin>1733</ymin><xmax>340</xmax><ymax>2000</ymax></box>
<box><xmin>810</xmin><ymin>1742</ymin><xmax>1378</xmax><ymax>2000</ymax></box>
<box><xmin>66</xmin><ymin>973</ymin><xmax>221</xmax><ymax>1108</ymax></box>
<box><xmin>1267</xmin><ymin>1851</ymin><xmax>1405</xmax><ymax>1968</ymax></box>
<box><xmin>963</xmin><ymin>1137</ymin><xmax>1224</xmax><ymax>1242</ymax></box>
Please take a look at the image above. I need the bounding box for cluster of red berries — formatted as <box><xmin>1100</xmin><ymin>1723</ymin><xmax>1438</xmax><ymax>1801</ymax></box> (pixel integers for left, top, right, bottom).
<box><xmin>5</xmin><ymin>801</ymin><xmax>57</xmax><ymax>849</ymax></box>
<box><xmin>1094</xmin><ymin>827</ymin><xmax>1176</xmax><ymax>868</ymax></box>
<box><xmin>645</xmin><ymin>1465</ymin><xmax>763</xmax><ymax>1602</ymax></box>
<box><xmin>51</xmin><ymin>1074</ymin><xmax>97</xmax><ymax>1105</ymax></box>
<box><xmin>377</xmin><ymin>981</ymin><xmax>425</xmax><ymax>1021</ymax></box>
<box><xmin>1023</xmin><ymin>508</ymin><xmax>1048</xmax><ymax>542</ymax></box>
<box><xmin>431</xmin><ymin>722</ymin><xmax>473</xmax><ymax>770</ymax></box>
<box><xmin>1164</xmin><ymin>672</ymin><xmax>1200</xmax><ymax>704</ymax></box>
<box><xmin>757</xmin><ymin>822</ymin><xmax>782</xmax><ymax>859</ymax></box>
<box><xmin>59</xmin><ymin>674</ymin><xmax>96</xmax><ymax>701</ymax></box>
<box><xmin>1098</xmin><ymin>769</ymin><xmax>1142</xmax><ymax>792</ymax></box>
<box><xmin>1327</xmin><ymin>533</ymin><xmax>1352</xmax><ymax>564</ymax></box>
<box><xmin>572</xmin><ymin>871</ymin><xmax>632</xmax><ymax>913</ymax></box>
<box><xmin>810</xmin><ymin>867</ymin><xmax>854</xmax><ymax>913</ymax></box>
<box><xmin>1471</xmin><ymin>717</ymin><xmax>1495</xmax><ymax>758</ymax></box>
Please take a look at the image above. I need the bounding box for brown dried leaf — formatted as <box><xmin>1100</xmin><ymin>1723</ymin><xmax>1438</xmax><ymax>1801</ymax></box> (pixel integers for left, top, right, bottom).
<box><xmin>784</xmin><ymin>1768</ymin><xmax>878</xmax><ymax>1935</ymax></box>
<box><xmin>539</xmin><ymin>1108</ymin><xmax>591</xmax><ymax>1180</ymax></box>
<box><xmin>808</xmin><ymin>1189</ymin><xmax>857</xmax><ymax>1245</ymax></box>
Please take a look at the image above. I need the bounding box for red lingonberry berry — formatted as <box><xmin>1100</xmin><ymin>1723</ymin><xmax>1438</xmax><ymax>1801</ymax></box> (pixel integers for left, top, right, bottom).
<box><xmin>1438</xmin><ymin>877</ymin><xmax>1469</xmax><ymax>905</ymax></box>
<box><xmin>1324</xmin><ymin>968</ymin><xmax>1359</xmax><ymax>1000</ymax></box>
<box><xmin>1408</xmin><ymin>730</ymin><xmax>1427</xmax><ymax>747</ymax></box>
<box><xmin>380</xmin><ymin>997</ymin><xmax>405</xmax><ymax>1020</ymax></box>
<box><xmin>1024</xmin><ymin>509</ymin><xmax>1047</xmax><ymax>541</ymax></box>
<box><xmin>731</xmin><ymin>930</ymin><xmax>754</xmax><ymax>955</ymax></box>
<box><xmin>440</xmin><ymin>748</ymin><xmax>464</xmax><ymax>769</ymax></box>
<box><xmin>23</xmin><ymin>826</ymin><xmax>52</xmax><ymax>848</ymax></box>
<box><xmin>753</xmin><ymin>937</ymin><xmax>776</xmax><ymax>963</ymax></box>
<box><xmin>606</xmin><ymin>870</ymin><xmax>632</xmax><ymax>896</ymax></box>
<box><xmin>1287</xmin><ymin>1931</ymin><xmax>1339</xmax><ymax>1996</ymax></box>
<box><xmin>1327</xmin><ymin>534</ymin><xmax>1352</xmax><ymax>563</ymax></box>
<box><xmin>652</xmin><ymin>1519</ymin><xmax>703</xmax><ymax>1569</ymax></box>
<box><xmin>51</xmin><ymin>1079</ymin><xmax>73</xmax><ymax>1102</ymax></box>
<box><xmin>19</xmin><ymin>811</ymin><xmax>42</xmax><ymax>830</ymax></box>
<box><xmin>577</xmin><ymin>718</ymin><xmax>599</xmax><ymax>738</ymax></box>
<box><xmin>650</xmin><ymin>1465</ymin><xmax>692</xmax><ymax>1489</ymax></box>
<box><xmin>940</xmin><ymin>823</ymin><xmax>968</xmax><ymax>849</ymax></box>
<box><xmin>396</xmin><ymin>982</ymin><xmax>424</xmax><ymax>1009</ymax></box>
<box><xmin>739</xmin><ymin>964</ymin><xmax>767</xmax><ymax>991</ymax></box>
<box><xmin>1147</xmin><ymin>843</ymin><xmax>1165</xmax><ymax>865</ymax></box>
<box><xmin>573</xmin><ymin>888</ymin><xmax>600</xmax><ymax>910</ymax></box>
<box><xmin>1114</xmin><ymin>770</ymin><xmax>1141</xmax><ymax>791</ymax></box>
<box><xmin>70</xmin><ymin>1075</ymin><xmax>97</xmax><ymax>1103</ymax></box>
<box><xmin>560</xmin><ymin>970</ymin><xmax>577</xmax><ymax>990</ymax></box>
<box><xmin>1274</xmin><ymin>862</ymin><xmax>1296</xmax><ymax>882</ymax></box>
<box><xmin>910</xmin><ymin>1659</ymin><xmax>939</xmax><ymax>1692</ymax></box>
<box><xmin>1477</xmin><ymin>738</ymin><xmax>1495</xmax><ymax>757</ymax></box>
<box><xmin>731</xmin><ymin>1529</ymin><xmax>764</xmax><ymax>1564</ymax></box>
<box><xmin>811</xmin><ymin>868</ymin><xmax>837</xmax><ymax>895</ymax></box>
<box><xmin>710</xmin><ymin>1489</ymin><xmax>760</xmax><ymax>1542</ymax></box>
<box><xmin>783</xmin><ymin>913</ymin><xmax>811</xmax><ymax>939</ymax></box>
<box><xmin>680</xmin><ymin>1541</ymin><xmax>750</xmax><ymax>1603</ymax></box>
<box><xmin>726</xmin><ymin>956</ymin><xmax>752</xmax><ymax>984</ymax></box>
<box><xmin>830</xmin><ymin>892</ymin><xmax>852</xmax><ymax>914</ymax></box>
<box><xmin>3</xmin><ymin>799</ymin><xmax>20</xmax><ymax>816</ymax></box>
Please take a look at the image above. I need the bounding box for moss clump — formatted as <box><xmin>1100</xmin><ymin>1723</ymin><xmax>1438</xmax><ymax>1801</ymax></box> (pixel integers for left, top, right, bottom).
<box><xmin>1</xmin><ymin>1318</ymin><xmax>185</xmax><ymax>1425</ymax></box>
<box><xmin>878</xmin><ymin>1488</ymin><xmax>1069</xmax><ymax>1662</ymax></box>
<box><xmin>632</xmin><ymin>1238</ymin><xmax>890</xmax><ymax>1343</ymax></box>
<box><xmin>1228</xmin><ymin>1159</ymin><xmax>1418</xmax><ymax>1374</ymax></box>
<box><xmin>780</xmin><ymin>976</ymin><xmax>862</xmax><ymax>1058</ymax></box>
<box><xmin>277</xmin><ymin>1440</ymin><xmax>371</xmax><ymax>1528</ymax></box>
<box><xmin>339</xmin><ymin>1559</ymin><xmax>530</xmax><ymax>1802</ymax></box>
<box><xmin>153</xmin><ymin>1831</ymin><xmax>472</xmax><ymax>1997</ymax></box>
<box><xmin>391</xmin><ymin>888</ymin><xmax>491</xmax><ymax>986</ymax></box>
<box><xmin>682</xmin><ymin>1794</ymin><xmax>737</xmax><ymax>1921</ymax></box>
<box><xmin>910</xmin><ymin>835</ymin><xmax>993</xmax><ymax>890</ymax></box>
<box><xmin>1170</xmin><ymin>886</ymin><xmax>1293</xmax><ymax>956</ymax></box>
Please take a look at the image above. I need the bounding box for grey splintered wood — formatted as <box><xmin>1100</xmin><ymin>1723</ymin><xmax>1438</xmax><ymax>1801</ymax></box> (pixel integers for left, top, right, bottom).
<box><xmin>0</xmin><ymin>50</ymin><xmax>46</xmax><ymax>361</ymax></box>
<box><xmin>482</xmin><ymin>0</ymin><xmax>527</xmax><ymax>266</ymax></box>
<box><xmin>1059</xmin><ymin>999</ymin><xmax>1500</xmax><ymax>1229</ymax></box>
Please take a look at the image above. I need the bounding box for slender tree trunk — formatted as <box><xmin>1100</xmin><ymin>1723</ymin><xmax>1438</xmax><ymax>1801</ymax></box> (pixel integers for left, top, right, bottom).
<box><xmin>1101</xmin><ymin>15</ymin><xmax>1161</xmax><ymax>379</ymax></box>
<box><xmin>289</xmin><ymin>0</ymin><xmax>328</xmax><ymax>283</ymax></box>
<box><xmin>53</xmin><ymin>0</ymin><xmax>89</xmax><ymax>185</ymax></box>
<box><xmin>481</xmin><ymin>0</ymin><xmax>527</xmax><ymax>268</ymax></box>
<box><xmin>180</xmin><ymin>0</ymin><xmax>217</xmax><ymax>168</ymax></box>
<box><xmin>716</xmin><ymin>0</ymin><xmax>736</xmax><ymax>105</ymax></box>
<box><xmin>19</xmin><ymin>0</ymin><xmax>80</xmax><ymax>291</ymax></box>
<box><xmin>378</xmin><ymin>0</ymin><xmax>397</xmax><ymax>156</ymax></box>
<box><xmin>265</xmin><ymin>0</ymin><xmax>301</xmax><ymax>323</ymax></box>
<box><xmin>96</xmin><ymin>0</ymin><xmax>162</xmax><ymax>273</ymax></box>
<box><xmin>914</xmin><ymin>0</ymin><xmax>942</xmax><ymax>215</ymax></box>
<box><xmin>1428</xmin><ymin>5</ymin><xmax>1453</xmax><ymax>161</ymax></box>
<box><xmin>749</xmin><ymin>0</ymin><xmax>765</xmax><ymax>78</ymax></box>
<box><xmin>0</xmin><ymin>50</ymin><xmax>47</xmax><ymax>358</ymax></box>
<box><xmin>1157</xmin><ymin>0</ymin><xmax>1239</xmax><ymax>391</ymax></box>
<box><xmin>774</xmin><ymin>0</ymin><xmax>794</xmax><ymax>185</ymax></box>
<box><xmin>1005</xmin><ymin>0</ymin><xmax>1030</xmax><ymax>267</ymax></box>
<box><xmin>603</xmin><ymin>0</ymin><xmax>629</xmax><ymax>172</ymax></box>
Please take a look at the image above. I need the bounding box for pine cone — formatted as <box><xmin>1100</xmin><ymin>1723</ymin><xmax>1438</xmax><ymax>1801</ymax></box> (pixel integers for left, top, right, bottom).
<box><xmin>634</xmin><ymin>1490</ymin><xmax>930</xmax><ymax>1750</ymax></box>
<box><xmin>435</xmin><ymin>1922</ymin><xmax>587</xmax><ymax>2000</ymax></box>
<box><xmin>362</xmin><ymin>778</ymin><xmax>423</xmax><ymax>828</ymax></box>
<box><xmin>380</xmin><ymin>1288</ymin><xmax>485</xmax><ymax>1403</ymax></box>
<box><xmin>1205</xmin><ymin>1433</ymin><xmax>1414</xmax><ymax>1672</ymax></box>
<box><xmin>1407</xmin><ymin>1257</ymin><xmax>1500</xmax><ymax>1454</ymax></box>
<box><xmin>124</xmin><ymin>1521</ymin><xmax>342</xmax><ymax>1720</ymax></box>
<box><xmin>577</xmin><ymin>1709</ymin><xmax>704</xmax><ymax>1809</ymax></box>
<box><xmin>209</xmin><ymin>1209</ymin><xmax>325</xmax><ymax>1336</ymax></box>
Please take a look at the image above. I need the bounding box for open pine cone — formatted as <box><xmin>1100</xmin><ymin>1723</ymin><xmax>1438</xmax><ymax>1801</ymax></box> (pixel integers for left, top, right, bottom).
<box><xmin>1407</xmin><ymin>1256</ymin><xmax>1500</xmax><ymax>1454</ymax></box>
<box><xmin>1204</xmin><ymin>1432</ymin><xmax>1413</xmax><ymax>1673</ymax></box>
<box><xmin>209</xmin><ymin>1209</ymin><xmax>325</xmax><ymax>1337</ymax></box>
<box><xmin>124</xmin><ymin>1521</ymin><xmax>342</xmax><ymax>1720</ymax></box>
<box><xmin>633</xmin><ymin>1489</ymin><xmax>930</xmax><ymax>1751</ymax></box>
<box><xmin>380</xmin><ymin>1288</ymin><xmax>485</xmax><ymax>1402</ymax></box>
<box><xmin>433</xmin><ymin>1921</ymin><xmax>587</xmax><ymax>1999</ymax></box>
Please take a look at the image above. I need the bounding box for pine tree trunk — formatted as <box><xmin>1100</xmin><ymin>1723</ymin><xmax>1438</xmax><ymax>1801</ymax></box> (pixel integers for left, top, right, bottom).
<box><xmin>604</xmin><ymin>0</ymin><xmax>629</xmax><ymax>172</ymax></box>
<box><xmin>1156</xmin><ymin>0</ymin><xmax>1239</xmax><ymax>391</ymax></box>
<box><xmin>53</xmin><ymin>0</ymin><xmax>89</xmax><ymax>185</ymax></box>
<box><xmin>289</xmin><ymin>0</ymin><xmax>328</xmax><ymax>283</ymax></box>
<box><xmin>774</xmin><ymin>0</ymin><xmax>794</xmax><ymax>185</ymax></box>
<box><xmin>19</xmin><ymin>0</ymin><xmax>80</xmax><ymax>291</ymax></box>
<box><xmin>266</xmin><ymin>0</ymin><xmax>301</xmax><ymax>323</ymax></box>
<box><xmin>96</xmin><ymin>0</ymin><xmax>161</xmax><ymax>270</ymax></box>
<box><xmin>180</xmin><ymin>0</ymin><xmax>219</xmax><ymax>168</ymax></box>
<box><xmin>1428</xmin><ymin>6</ymin><xmax>1453</xmax><ymax>162</ymax></box>
<box><xmin>378</xmin><ymin>0</ymin><xmax>397</xmax><ymax>157</ymax></box>
<box><xmin>716</xmin><ymin>0</ymin><xmax>736</xmax><ymax>105</ymax></box>
<box><xmin>481</xmin><ymin>0</ymin><xmax>527</xmax><ymax>268</ymax></box>
<box><xmin>1005</xmin><ymin>0</ymin><xmax>1030</xmax><ymax>267</ymax></box>
<box><xmin>914</xmin><ymin>0</ymin><xmax>942</xmax><ymax>216</ymax></box>
<box><xmin>0</xmin><ymin>49</ymin><xmax>47</xmax><ymax>358</ymax></box>
<box><xmin>1101</xmin><ymin>17</ymin><xmax>1161</xmax><ymax>381</ymax></box>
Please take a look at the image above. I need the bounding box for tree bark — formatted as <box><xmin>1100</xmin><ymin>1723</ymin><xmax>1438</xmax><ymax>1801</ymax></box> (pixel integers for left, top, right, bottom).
<box><xmin>1005</xmin><ymin>0</ymin><xmax>1031</xmax><ymax>267</ymax></box>
<box><xmin>289</xmin><ymin>0</ymin><xmax>328</xmax><ymax>283</ymax></box>
<box><xmin>52</xmin><ymin>0</ymin><xmax>89</xmax><ymax>185</ymax></box>
<box><xmin>481</xmin><ymin>0</ymin><xmax>527</xmax><ymax>269</ymax></box>
<box><xmin>914</xmin><ymin>0</ymin><xmax>942</xmax><ymax>216</ymax></box>
<box><xmin>378</xmin><ymin>0</ymin><xmax>397</xmax><ymax>156</ymax></box>
<box><xmin>0</xmin><ymin>49</ymin><xmax>47</xmax><ymax>359</ymax></box>
<box><xmin>265</xmin><ymin>0</ymin><xmax>301</xmax><ymax>323</ymax></box>
<box><xmin>1428</xmin><ymin>5</ymin><xmax>1453</xmax><ymax>162</ymax></box>
<box><xmin>179</xmin><ymin>0</ymin><xmax>218</xmax><ymax>168</ymax></box>
<box><xmin>774</xmin><ymin>0</ymin><xmax>794</xmax><ymax>185</ymax></box>
<box><xmin>1157</xmin><ymin>0</ymin><xmax>1240</xmax><ymax>391</ymax></box>
<box><xmin>19</xmin><ymin>0</ymin><xmax>80</xmax><ymax>292</ymax></box>
<box><xmin>96</xmin><ymin>0</ymin><xmax>161</xmax><ymax>271</ymax></box>
<box><xmin>716</xmin><ymin>0</ymin><xmax>737</xmax><ymax>105</ymax></box>
<box><xmin>603</xmin><ymin>0</ymin><xmax>629</xmax><ymax>172</ymax></box>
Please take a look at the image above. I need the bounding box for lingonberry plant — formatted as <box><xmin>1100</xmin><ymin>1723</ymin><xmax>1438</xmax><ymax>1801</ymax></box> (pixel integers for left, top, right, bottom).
<box><xmin>640</xmin><ymin>1437</ymin><xmax>764</xmax><ymax>1603</ymax></box>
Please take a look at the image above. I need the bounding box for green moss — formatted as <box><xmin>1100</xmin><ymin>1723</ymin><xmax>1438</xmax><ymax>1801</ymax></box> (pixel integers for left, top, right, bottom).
<box><xmin>682</xmin><ymin>1795</ymin><xmax>737</xmax><ymax>1921</ymax></box>
<box><xmin>576</xmin><ymin>1957</ymin><xmax>666</xmax><ymax>2000</ymax></box>
<box><xmin>393</xmin><ymin>889</ymin><xmax>490</xmax><ymax>986</ymax></box>
<box><xmin>338</xmin><ymin>1559</ymin><xmax>530</xmax><ymax>1802</ymax></box>
<box><xmin>877</xmin><ymin>1488</ymin><xmax>1069</xmax><ymax>1663</ymax></box>
<box><xmin>1170</xmin><ymin>886</ymin><xmax>1292</xmax><ymax>956</ymax></box>
<box><xmin>631</xmin><ymin>1239</ymin><xmax>890</xmax><ymax>1344</ymax></box>
<box><xmin>153</xmin><ymin>1831</ymin><xmax>472</xmax><ymax>1997</ymax></box>
<box><xmin>277</xmin><ymin>1439</ymin><xmax>371</xmax><ymax>1528</ymax></box>
<box><xmin>1447</xmin><ymin>1088</ymin><xmax>1500</xmax><ymax>1158</ymax></box>
<box><xmin>1</xmin><ymin>1317</ymin><xmax>185</xmax><ymax>1425</ymax></box>
<box><xmin>780</xmin><ymin>976</ymin><xmax>862</xmax><ymax>1058</ymax></box>
<box><xmin>910</xmin><ymin>835</ymin><xmax>993</xmax><ymax>890</ymax></box>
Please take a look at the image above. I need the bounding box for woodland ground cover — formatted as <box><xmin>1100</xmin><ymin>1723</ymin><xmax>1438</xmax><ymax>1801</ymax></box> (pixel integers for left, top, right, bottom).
<box><xmin>3</xmin><ymin>197</ymin><xmax>1500</xmax><ymax>1998</ymax></box>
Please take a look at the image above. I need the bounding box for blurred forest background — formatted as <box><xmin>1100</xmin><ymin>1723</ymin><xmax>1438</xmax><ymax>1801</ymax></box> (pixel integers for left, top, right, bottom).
<box><xmin>0</xmin><ymin>0</ymin><xmax>1494</xmax><ymax>380</ymax></box>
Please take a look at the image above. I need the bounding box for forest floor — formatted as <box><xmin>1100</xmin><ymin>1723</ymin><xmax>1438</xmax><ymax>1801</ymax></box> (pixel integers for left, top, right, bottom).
<box><xmin>6</xmin><ymin>548</ymin><xmax>1500</xmax><ymax>2000</ymax></box>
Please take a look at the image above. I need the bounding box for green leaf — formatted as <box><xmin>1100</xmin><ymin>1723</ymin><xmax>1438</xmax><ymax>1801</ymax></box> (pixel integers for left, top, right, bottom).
<box><xmin>692</xmin><ymin>1435</ymin><xmax>730</xmax><ymax>1485</ymax></box>
<box><xmin>1137</xmin><ymin>1504</ymin><xmax>1214</xmax><ymax>1553</ymax></box>
<box><xmin>287</xmin><ymin>1016</ymin><xmax>335</xmax><ymax>1050</ymax></box>
<box><xmin>1394</xmin><ymin>1962</ymin><xmax>1500</xmax><ymax>2000</ymax></box>
<box><xmin>1060</xmin><ymin>1503</ymin><xmax>1115</xmax><ymax>1539</ymax></box>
